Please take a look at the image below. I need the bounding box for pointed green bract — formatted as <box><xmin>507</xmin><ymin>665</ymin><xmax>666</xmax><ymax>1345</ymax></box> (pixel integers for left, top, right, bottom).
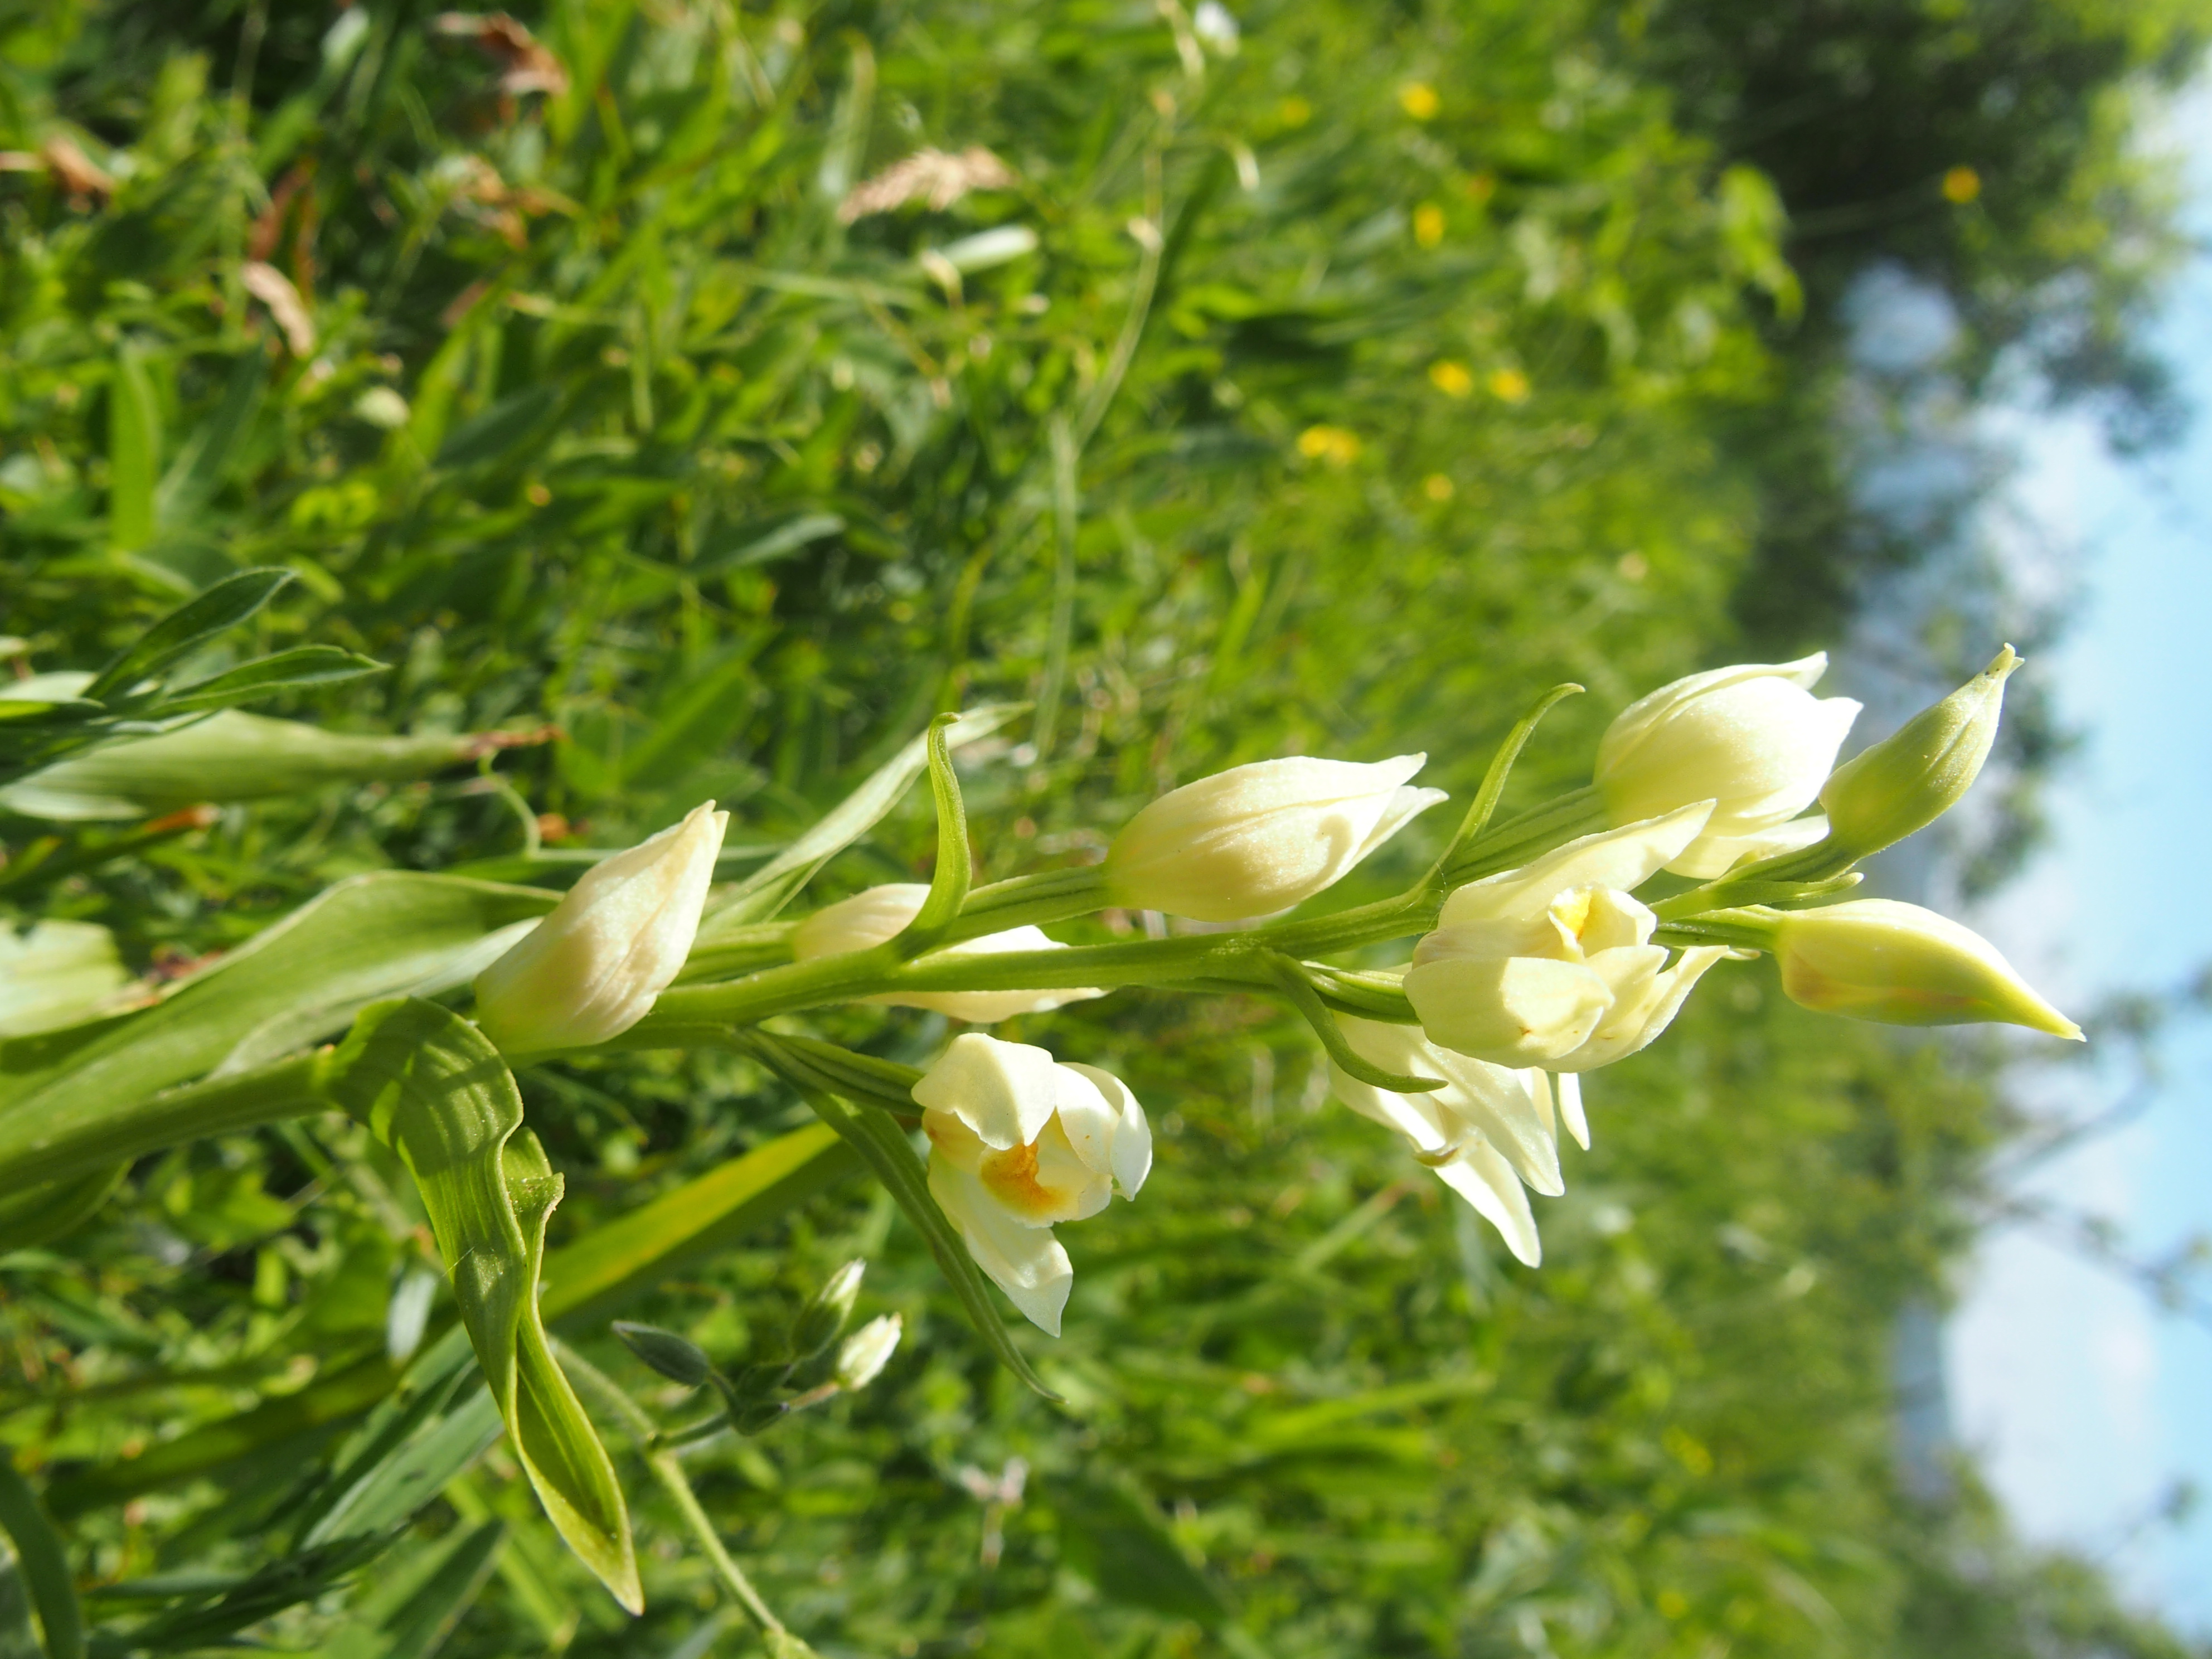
<box><xmin>314</xmin><ymin>999</ymin><xmax>641</xmax><ymax>1614</ymax></box>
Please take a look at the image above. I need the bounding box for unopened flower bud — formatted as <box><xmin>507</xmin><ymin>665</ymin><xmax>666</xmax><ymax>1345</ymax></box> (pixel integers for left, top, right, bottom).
<box><xmin>834</xmin><ymin>1313</ymin><xmax>903</xmax><ymax>1389</ymax></box>
<box><xmin>1819</xmin><ymin>646</ymin><xmax>2019</xmax><ymax>860</ymax></box>
<box><xmin>793</xmin><ymin>1259</ymin><xmax>866</xmax><ymax>1357</ymax></box>
<box><xmin>1596</xmin><ymin>655</ymin><xmax>1860</xmax><ymax>878</ymax></box>
<box><xmin>1104</xmin><ymin>755</ymin><xmax>1446</xmax><ymax>922</ymax></box>
<box><xmin>472</xmin><ymin>801</ymin><xmax>727</xmax><ymax>1054</ymax></box>
<box><xmin>613</xmin><ymin>1322</ymin><xmax>715</xmax><ymax>1388</ymax></box>
<box><xmin>1769</xmin><ymin>899</ymin><xmax>2080</xmax><ymax>1038</ymax></box>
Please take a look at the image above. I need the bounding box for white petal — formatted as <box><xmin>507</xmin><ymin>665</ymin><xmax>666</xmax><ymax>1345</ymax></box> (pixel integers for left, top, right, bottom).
<box><xmin>1355</xmin><ymin>784</ymin><xmax>1451</xmax><ymax>862</ymax></box>
<box><xmin>1433</xmin><ymin>1139</ymin><xmax>1542</xmax><ymax>1267</ymax></box>
<box><xmin>1065</xmin><ymin>1063</ymin><xmax>1152</xmax><ymax>1196</ymax></box>
<box><xmin>1439</xmin><ymin>804</ymin><xmax>1714</xmax><ymax>929</ymax></box>
<box><xmin>790</xmin><ymin>883</ymin><xmax>929</xmax><ymax>957</ymax></box>
<box><xmin>1404</xmin><ymin>944</ymin><xmax>1613</xmax><ymax>1066</ymax></box>
<box><xmin>1049</xmin><ymin>1063</ymin><xmax>1120</xmax><ymax>1176</ymax></box>
<box><xmin>910</xmin><ymin>1032</ymin><xmax>1063</xmax><ymax>1149</ymax></box>
<box><xmin>1667</xmin><ymin>814</ymin><xmax>1831</xmax><ymax>881</ymax></box>
<box><xmin>1338</xmin><ymin>1018</ymin><xmax>1561</xmax><ymax>1195</ymax></box>
<box><xmin>1555</xmin><ymin>1071</ymin><xmax>1588</xmax><ymax>1149</ymax></box>
<box><xmin>928</xmin><ymin>1160</ymin><xmax>1073</xmax><ymax>1335</ymax></box>
<box><xmin>1555</xmin><ymin>945</ymin><xmax>1727</xmax><ymax>1071</ymax></box>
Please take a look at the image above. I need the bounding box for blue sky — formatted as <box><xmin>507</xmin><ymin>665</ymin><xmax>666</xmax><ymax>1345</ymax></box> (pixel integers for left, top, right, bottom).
<box><xmin>1946</xmin><ymin>89</ymin><xmax>2212</xmax><ymax>1629</ymax></box>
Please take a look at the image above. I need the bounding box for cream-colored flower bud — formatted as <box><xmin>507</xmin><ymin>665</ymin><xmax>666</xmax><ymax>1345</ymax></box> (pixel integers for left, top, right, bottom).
<box><xmin>1819</xmin><ymin>646</ymin><xmax>2019</xmax><ymax>860</ymax></box>
<box><xmin>1104</xmin><ymin>755</ymin><xmax>1446</xmax><ymax>921</ymax></box>
<box><xmin>913</xmin><ymin>1034</ymin><xmax>1151</xmax><ymax>1334</ymax></box>
<box><xmin>833</xmin><ymin>1314</ymin><xmax>903</xmax><ymax>1390</ymax></box>
<box><xmin>1770</xmin><ymin>899</ymin><xmax>2080</xmax><ymax>1038</ymax></box>
<box><xmin>472</xmin><ymin>801</ymin><xmax>727</xmax><ymax>1054</ymax></box>
<box><xmin>1596</xmin><ymin>654</ymin><xmax>1861</xmax><ymax>878</ymax></box>
<box><xmin>790</xmin><ymin>884</ymin><xmax>1103</xmax><ymax>1022</ymax></box>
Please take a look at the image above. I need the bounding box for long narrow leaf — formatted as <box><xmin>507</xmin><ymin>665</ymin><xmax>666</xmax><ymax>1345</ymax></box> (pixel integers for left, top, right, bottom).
<box><xmin>83</xmin><ymin>569</ymin><xmax>293</xmax><ymax>702</ymax></box>
<box><xmin>316</xmin><ymin>1000</ymin><xmax>641</xmax><ymax>1613</ymax></box>
<box><xmin>0</xmin><ymin>1461</ymin><xmax>81</xmax><ymax>1659</ymax></box>
<box><xmin>156</xmin><ymin>648</ymin><xmax>388</xmax><ymax>715</ymax></box>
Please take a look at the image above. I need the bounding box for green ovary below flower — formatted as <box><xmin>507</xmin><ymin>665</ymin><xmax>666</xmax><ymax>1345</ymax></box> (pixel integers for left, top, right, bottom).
<box><xmin>1404</xmin><ymin>805</ymin><xmax>1730</xmax><ymax>1069</ymax></box>
<box><xmin>1595</xmin><ymin>653</ymin><xmax>1861</xmax><ymax>877</ymax></box>
<box><xmin>1104</xmin><ymin>754</ymin><xmax>1447</xmax><ymax>921</ymax></box>
<box><xmin>472</xmin><ymin>800</ymin><xmax>728</xmax><ymax>1055</ymax></box>
<box><xmin>791</xmin><ymin>883</ymin><xmax>1105</xmax><ymax>1021</ymax></box>
<box><xmin>1769</xmin><ymin>899</ymin><xmax>2082</xmax><ymax>1037</ymax></box>
<box><xmin>913</xmin><ymin>1033</ymin><xmax>1151</xmax><ymax>1335</ymax></box>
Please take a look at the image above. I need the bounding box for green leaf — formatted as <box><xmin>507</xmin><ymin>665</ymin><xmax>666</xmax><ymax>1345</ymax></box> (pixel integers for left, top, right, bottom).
<box><xmin>82</xmin><ymin>567</ymin><xmax>293</xmax><ymax>702</ymax></box>
<box><xmin>0</xmin><ymin>921</ymin><xmax>128</xmax><ymax>1040</ymax></box>
<box><xmin>122</xmin><ymin>1533</ymin><xmax>394</xmax><ymax>1651</ymax></box>
<box><xmin>797</xmin><ymin>1085</ymin><xmax>1059</xmax><ymax>1402</ymax></box>
<box><xmin>434</xmin><ymin>385</ymin><xmax>562</xmax><ymax>468</ymax></box>
<box><xmin>315</xmin><ymin>1000</ymin><xmax>641</xmax><ymax>1614</ymax></box>
<box><xmin>292</xmin><ymin>1326</ymin><xmax>502</xmax><ymax>1550</ymax></box>
<box><xmin>894</xmin><ymin>715</ymin><xmax>972</xmax><ymax>949</ymax></box>
<box><xmin>153</xmin><ymin>346</ymin><xmax>268</xmax><ymax>527</ymax></box>
<box><xmin>691</xmin><ymin>702</ymin><xmax>1022</xmax><ymax>944</ymax></box>
<box><xmin>692</xmin><ymin>510</ymin><xmax>846</xmax><ymax>575</ymax></box>
<box><xmin>0</xmin><ymin>874</ymin><xmax>556</xmax><ymax>1211</ymax></box>
<box><xmin>0</xmin><ymin>1535</ymin><xmax>38</xmax><ymax>1659</ymax></box>
<box><xmin>0</xmin><ymin>1459</ymin><xmax>82</xmax><ymax>1659</ymax></box>
<box><xmin>0</xmin><ymin>712</ymin><xmax>488</xmax><ymax>822</ymax></box>
<box><xmin>1052</xmin><ymin>1478</ymin><xmax>1230</xmax><ymax>1629</ymax></box>
<box><xmin>342</xmin><ymin>1520</ymin><xmax>506</xmax><ymax>1659</ymax></box>
<box><xmin>155</xmin><ymin>647</ymin><xmax>388</xmax><ymax>715</ymax></box>
<box><xmin>106</xmin><ymin>343</ymin><xmax>160</xmax><ymax>552</ymax></box>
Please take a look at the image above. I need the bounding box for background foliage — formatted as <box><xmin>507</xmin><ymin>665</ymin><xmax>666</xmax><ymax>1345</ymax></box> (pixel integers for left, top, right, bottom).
<box><xmin>1</xmin><ymin>0</ymin><xmax>2205</xmax><ymax>1652</ymax></box>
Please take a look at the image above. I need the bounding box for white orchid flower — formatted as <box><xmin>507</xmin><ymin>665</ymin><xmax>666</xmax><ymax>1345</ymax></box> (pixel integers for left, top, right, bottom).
<box><xmin>913</xmin><ymin>1034</ymin><xmax>1151</xmax><ymax>1335</ymax></box>
<box><xmin>1404</xmin><ymin>805</ymin><xmax>1729</xmax><ymax>1069</ymax></box>
<box><xmin>1105</xmin><ymin>754</ymin><xmax>1447</xmax><ymax>921</ymax></box>
<box><xmin>473</xmin><ymin>801</ymin><xmax>726</xmax><ymax>1054</ymax></box>
<box><xmin>1595</xmin><ymin>653</ymin><xmax>1860</xmax><ymax>879</ymax></box>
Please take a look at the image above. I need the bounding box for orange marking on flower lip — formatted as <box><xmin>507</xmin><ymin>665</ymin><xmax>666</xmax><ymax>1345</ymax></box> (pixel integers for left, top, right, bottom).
<box><xmin>979</xmin><ymin>1141</ymin><xmax>1068</xmax><ymax>1220</ymax></box>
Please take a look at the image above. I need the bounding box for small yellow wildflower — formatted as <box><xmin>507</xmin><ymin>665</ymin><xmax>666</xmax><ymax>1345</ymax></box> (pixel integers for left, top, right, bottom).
<box><xmin>1296</xmin><ymin>425</ymin><xmax>1361</xmax><ymax>467</ymax></box>
<box><xmin>1399</xmin><ymin>83</ymin><xmax>1439</xmax><ymax>121</ymax></box>
<box><xmin>1656</xmin><ymin>1590</ymin><xmax>1690</xmax><ymax>1620</ymax></box>
<box><xmin>1942</xmin><ymin>165</ymin><xmax>1981</xmax><ymax>203</ymax></box>
<box><xmin>1428</xmin><ymin>361</ymin><xmax>1474</xmax><ymax>398</ymax></box>
<box><xmin>1278</xmin><ymin>95</ymin><xmax>1312</xmax><ymax>128</ymax></box>
<box><xmin>1413</xmin><ymin>203</ymin><xmax>1445</xmax><ymax>248</ymax></box>
<box><xmin>1487</xmin><ymin>367</ymin><xmax>1531</xmax><ymax>404</ymax></box>
<box><xmin>1423</xmin><ymin>474</ymin><xmax>1455</xmax><ymax>502</ymax></box>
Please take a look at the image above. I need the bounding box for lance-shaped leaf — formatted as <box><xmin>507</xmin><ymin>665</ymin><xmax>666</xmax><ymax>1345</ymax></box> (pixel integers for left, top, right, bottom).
<box><xmin>0</xmin><ymin>1458</ymin><xmax>82</xmax><ymax>1659</ymax></box>
<box><xmin>0</xmin><ymin>874</ymin><xmax>556</xmax><ymax>1229</ymax></box>
<box><xmin>81</xmin><ymin>569</ymin><xmax>293</xmax><ymax>703</ymax></box>
<box><xmin>688</xmin><ymin>702</ymin><xmax>1022</xmax><ymax>951</ymax></box>
<box><xmin>314</xmin><ymin>999</ymin><xmax>641</xmax><ymax>1613</ymax></box>
<box><xmin>0</xmin><ymin>707</ymin><xmax>527</xmax><ymax>822</ymax></box>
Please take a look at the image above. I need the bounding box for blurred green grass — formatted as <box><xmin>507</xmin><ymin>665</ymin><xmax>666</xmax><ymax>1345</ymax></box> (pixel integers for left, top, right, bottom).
<box><xmin>1</xmin><ymin>0</ymin><xmax>2205</xmax><ymax>1653</ymax></box>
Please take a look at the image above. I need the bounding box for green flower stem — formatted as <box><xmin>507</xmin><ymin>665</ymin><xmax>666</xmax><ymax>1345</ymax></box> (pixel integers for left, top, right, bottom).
<box><xmin>936</xmin><ymin>865</ymin><xmax>1114</xmax><ymax>943</ymax></box>
<box><xmin>0</xmin><ymin>1052</ymin><xmax>322</xmax><ymax>1196</ymax></box>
